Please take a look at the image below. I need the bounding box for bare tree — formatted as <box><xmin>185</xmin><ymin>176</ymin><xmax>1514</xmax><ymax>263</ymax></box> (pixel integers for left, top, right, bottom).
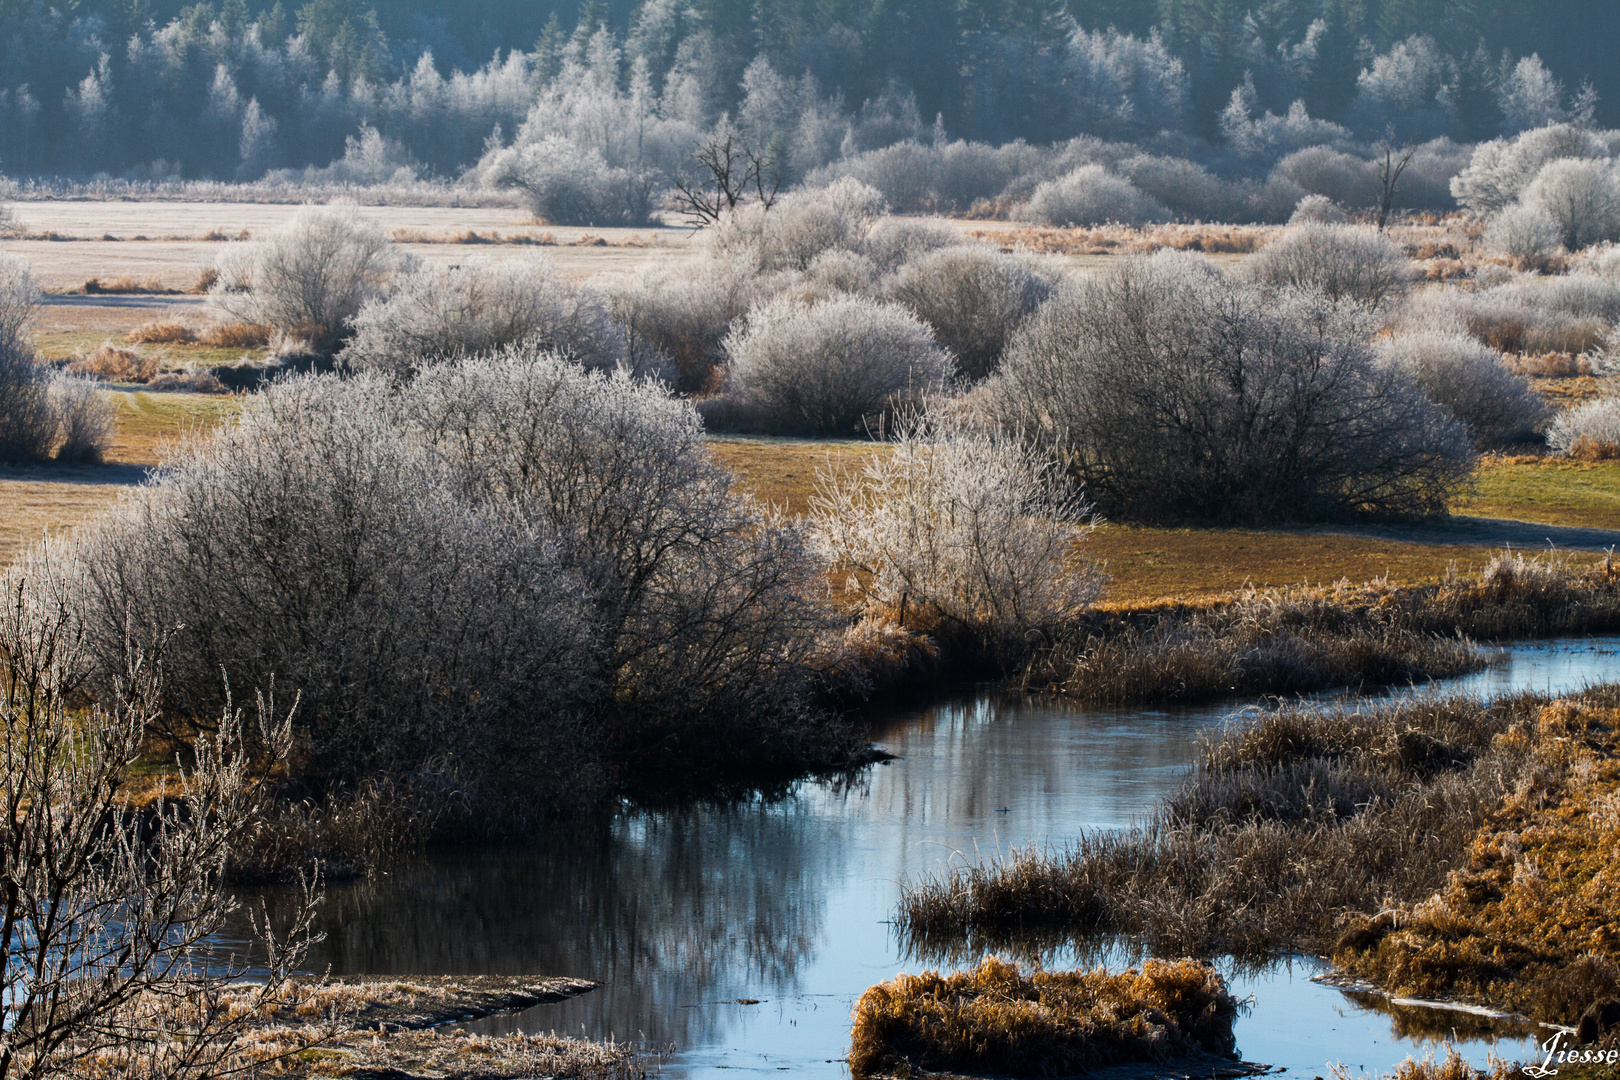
<box><xmin>671</xmin><ymin>128</ymin><xmax>784</xmax><ymax>227</ymax></box>
<box><xmin>0</xmin><ymin>575</ymin><xmax>322</xmax><ymax>1080</ymax></box>
<box><xmin>1375</xmin><ymin>134</ymin><xmax>1418</xmax><ymax>230</ymax></box>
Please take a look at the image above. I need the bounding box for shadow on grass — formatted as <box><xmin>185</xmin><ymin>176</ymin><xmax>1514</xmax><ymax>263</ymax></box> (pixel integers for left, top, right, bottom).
<box><xmin>0</xmin><ymin>462</ymin><xmax>149</xmax><ymax>486</ymax></box>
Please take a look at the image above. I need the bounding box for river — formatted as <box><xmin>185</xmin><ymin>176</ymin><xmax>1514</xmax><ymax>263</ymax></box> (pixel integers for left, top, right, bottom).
<box><xmin>239</xmin><ymin>635</ymin><xmax>1620</xmax><ymax>1076</ymax></box>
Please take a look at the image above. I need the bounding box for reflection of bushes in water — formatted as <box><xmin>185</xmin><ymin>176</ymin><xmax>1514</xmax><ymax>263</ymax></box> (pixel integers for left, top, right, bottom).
<box><xmin>848</xmin><ymin>956</ymin><xmax>1241</xmax><ymax>1079</ymax></box>
<box><xmin>239</xmin><ymin>796</ymin><xmax>844</xmax><ymax>1048</ymax></box>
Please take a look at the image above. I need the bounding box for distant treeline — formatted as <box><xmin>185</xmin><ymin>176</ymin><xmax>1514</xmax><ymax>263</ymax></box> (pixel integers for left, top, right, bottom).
<box><xmin>1</xmin><ymin>0</ymin><xmax>1616</xmax><ymax>179</ymax></box>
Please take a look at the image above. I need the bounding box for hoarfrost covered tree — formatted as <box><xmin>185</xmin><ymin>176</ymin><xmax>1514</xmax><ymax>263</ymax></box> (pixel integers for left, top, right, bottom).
<box><xmin>1271</xmin><ymin>147</ymin><xmax>1381</xmax><ymax>211</ymax></box>
<box><xmin>1244</xmin><ymin>223</ymin><xmax>1412</xmax><ymax>308</ymax></box>
<box><xmin>1451</xmin><ymin>124</ymin><xmax>1611</xmax><ymax>216</ymax></box>
<box><xmin>812</xmin><ymin>411</ymin><xmax>1104</xmax><ymax>659</ymax></box>
<box><xmin>1350</xmin><ymin>35</ymin><xmax>1455</xmax><ymax>141</ymax></box>
<box><xmin>720</xmin><ymin>295</ymin><xmax>952</xmax><ymax>435</ymax></box>
<box><xmin>1290</xmin><ymin>194</ymin><xmax>1350</xmax><ymax>224</ymax></box>
<box><xmin>340</xmin><ymin>258</ymin><xmax>646</xmax><ymax>379</ymax></box>
<box><xmin>208</xmin><ymin>205</ymin><xmax>402</xmax><ymax>354</ymax></box>
<box><xmin>705</xmin><ymin>177</ymin><xmax>887</xmax><ymax>273</ymax></box>
<box><xmin>888</xmin><ymin>246</ymin><xmax>1051</xmax><ymax>381</ymax></box>
<box><xmin>1064</xmin><ymin>26</ymin><xmax>1188</xmax><ymax>140</ymax></box>
<box><xmin>1521</xmin><ymin>158</ymin><xmax>1620</xmax><ymax>252</ymax></box>
<box><xmin>0</xmin><ymin>577</ymin><xmax>321</xmax><ymax>1080</ymax></box>
<box><xmin>1023</xmin><ymin>165</ymin><xmax>1167</xmax><ymax>226</ymax></box>
<box><xmin>1498</xmin><ymin>54</ymin><xmax>1569</xmax><ymax>134</ymax></box>
<box><xmin>1377</xmin><ymin>330</ymin><xmax>1549</xmax><ymax>447</ymax></box>
<box><xmin>990</xmin><ymin>251</ymin><xmax>1474</xmax><ymax>523</ymax></box>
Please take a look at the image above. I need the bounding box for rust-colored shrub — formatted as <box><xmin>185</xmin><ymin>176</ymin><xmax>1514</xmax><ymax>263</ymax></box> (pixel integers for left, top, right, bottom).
<box><xmin>125</xmin><ymin>319</ymin><xmax>196</xmax><ymax>345</ymax></box>
<box><xmin>197</xmin><ymin>322</ymin><xmax>271</xmax><ymax>348</ymax></box>
<box><xmin>70</xmin><ymin>345</ymin><xmax>163</xmax><ymax>383</ymax></box>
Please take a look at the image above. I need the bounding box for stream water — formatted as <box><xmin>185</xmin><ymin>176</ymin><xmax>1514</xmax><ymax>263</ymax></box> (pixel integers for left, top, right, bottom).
<box><xmin>241</xmin><ymin>635</ymin><xmax>1620</xmax><ymax>1077</ymax></box>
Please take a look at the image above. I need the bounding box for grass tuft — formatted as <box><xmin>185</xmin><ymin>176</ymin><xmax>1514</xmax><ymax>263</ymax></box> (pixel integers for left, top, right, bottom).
<box><xmin>847</xmin><ymin>956</ymin><xmax>1241</xmax><ymax>1079</ymax></box>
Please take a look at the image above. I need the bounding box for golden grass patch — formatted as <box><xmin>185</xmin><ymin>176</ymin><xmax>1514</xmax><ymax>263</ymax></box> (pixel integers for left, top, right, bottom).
<box><xmin>848</xmin><ymin>955</ymin><xmax>1241</xmax><ymax>1079</ymax></box>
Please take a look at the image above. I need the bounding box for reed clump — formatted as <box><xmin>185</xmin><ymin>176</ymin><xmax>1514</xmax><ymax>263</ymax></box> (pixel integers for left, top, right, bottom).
<box><xmin>69</xmin><ymin>344</ymin><xmax>164</xmax><ymax>382</ymax></box>
<box><xmin>1029</xmin><ymin>552</ymin><xmax>1620</xmax><ymax>705</ymax></box>
<box><xmin>898</xmin><ymin>692</ymin><xmax>1549</xmax><ymax>959</ymax></box>
<box><xmin>847</xmin><ymin>956</ymin><xmax>1240</xmax><ymax>1079</ymax></box>
<box><xmin>1333</xmin><ymin>690</ymin><xmax>1620</xmax><ymax>1035</ymax></box>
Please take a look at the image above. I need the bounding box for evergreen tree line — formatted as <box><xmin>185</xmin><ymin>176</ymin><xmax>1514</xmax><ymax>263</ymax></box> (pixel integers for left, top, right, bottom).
<box><xmin>0</xmin><ymin>0</ymin><xmax>1614</xmax><ymax>182</ymax></box>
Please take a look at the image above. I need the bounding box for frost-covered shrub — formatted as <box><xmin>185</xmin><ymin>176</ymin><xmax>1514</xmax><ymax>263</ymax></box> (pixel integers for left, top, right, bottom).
<box><xmin>62</xmin><ymin>373</ymin><xmax>599</xmax><ymax>800</ymax></box>
<box><xmin>862</xmin><ymin>219</ymin><xmax>964</xmax><ymax>274</ymax></box>
<box><xmin>720</xmin><ymin>295</ymin><xmax>953</xmax><ymax>435</ymax></box>
<box><xmin>1404</xmin><ymin>273</ymin><xmax>1616</xmax><ymax>357</ymax></box>
<box><xmin>610</xmin><ymin>260</ymin><xmax>766</xmax><ymax>394</ymax></box>
<box><xmin>1484</xmin><ymin>203</ymin><xmax>1563</xmax><ymax>263</ymax></box>
<box><xmin>0</xmin><ymin>256</ymin><xmax>112</xmax><ymax>464</ymax></box>
<box><xmin>1521</xmin><ymin>158</ymin><xmax>1620</xmax><ymax>251</ymax></box>
<box><xmin>339</xmin><ymin>259</ymin><xmax>640</xmax><ymax>379</ymax></box>
<box><xmin>209</xmin><ymin>205</ymin><xmax>403</xmax><ymax>354</ymax></box>
<box><xmin>1244</xmin><ymin>224</ymin><xmax>1412</xmax><ymax>308</ymax></box>
<box><xmin>706</xmin><ymin>178</ymin><xmax>887</xmax><ymax>273</ymax></box>
<box><xmin>1271</xmin><ymin>147</ymin><xmax>1381</xmax><ymax>210</ymax></box>
<box><xmin>482</xmin><ymin>135</ymin><xmax>655</xmax><ymax>227</ymax></box>
<box><xmin>811</xmin><ymin>411</ymin><xmax>1104</xmax><ymax>659</ymax></box>
<box><xmin>1376</xmin><ymin>330</ymin><xmax>1550</xmax><ymax>447</ymax></box>
<box><xmin>990</xmin><ymin>251</ymin><xmax>1473</xmax><ymax>523</ymax></box>
<box><xmin>1116</xmin><ymin>154</ymin><xmax>1237</xmax><ymax>220</ymax></box>
<box><xmin>1548</xmin><ymin>397</ymin><xmax>1620</xmax><ymax>457</ymax></box>
<box><xmin>1452</xmin><ymin>123</ymin><xmax>1612</xmax><ymax>216</ymax></box>
<box><xmin>888</xmin><ymin>246</ymin><xmax>1051</xmax><ymax>381</ymax></box>
<box><xmin>49</xmin><ymin>375</ymin><xmax>115</xmax><ymax>464</ymax></box>
<box><xmin>1023</xmin><ymin>165</ymin><xmax>1168</xmax><ymax>226</ymax></box>
<box><xmin>60</xmin><ymin>352</ymin><xmax>841</xmax><ymax>806</ymax></box>
<box><xmin>1289</xmin><ymin>194</ymin><xmax>1350</xmax><ymax>224</ymax></box>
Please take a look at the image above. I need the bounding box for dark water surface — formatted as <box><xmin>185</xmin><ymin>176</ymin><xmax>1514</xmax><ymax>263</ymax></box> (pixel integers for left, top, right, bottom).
<box><xmin>241</xmin><ymin>637</ymin><xmax>1620</xmax><ymax>1076</ymax></box>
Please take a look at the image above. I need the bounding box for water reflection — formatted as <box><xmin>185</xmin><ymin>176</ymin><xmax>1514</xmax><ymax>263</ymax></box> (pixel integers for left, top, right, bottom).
<box><xmin>229</xmin><ymin>638</ymin><xmax>1620</xmax><ymax>1076</ymax></box>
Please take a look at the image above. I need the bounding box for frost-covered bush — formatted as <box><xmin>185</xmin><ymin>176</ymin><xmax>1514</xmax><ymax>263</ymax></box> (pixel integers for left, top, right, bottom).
<box><xmin>706</xmin><ymin>178</ymin><xmax>887</xmax><ymax>273</ymax></box>
<box><xmin>1402</xmin><ymin>272</ymin><xmax>1617</xmax><ymax>357</ymax></box>
<box><xmin>1289</xmin><ymin>194</ymin><xmax>1350</xmax><ymax>224</ymax></box>
<box><xmin>1452</xmin><ymin>123</ymin><xmax>1612</xmax><ymax>216</ymax></box>
<box><xmin>209</xmin><ymin>205</ymin><xmax>403</xmax><ymax>354</ymax></box>
<box><xmin>862</xmin><ymin>219</ymin><xmax>964</xmax><ymax>274</ymax></box>
<box><xmin>1271</xmin><ymin>147</ymin><xmax>1381</xmax><ymax>210</ymax></box>
<box><xmin>1548</xmin><ymin>397</ymin><xmax>1620</xmax><ymax>457</ymax></box>
<box><xmin>1521</xmin><ymin>158</ymin><xmax>1620</xmax><ymax>251</ymax></box>
<box><xmin>59</xmin><ymin>352</ymin><xmax>841</xmax><ymax>807</ymax></box>
<box><xmin>888</xmin><ymin>246</ymin><xmax>1051</xmax><ymax>381</ymax></box>
<box><xmin>1376</xmin><ymin>330</ymin><xmax>1550</xmax><ymax>447</ymax></box>
<box><xmin>1117</xmin><ymin>154</ymin><xmax>1237</xmax><ymax>220</ymax></box>
<box><xmin>1484</xmin><ymin>202</ymin><xmax>1563</xmax><ymax>263</ymax></box>
<box><xmin>1023</xmin><ymin>165</ymin><xmax>1168</xmax><ymax>226</ymax></box>
<box><xmin>0</xmin><ymin>256</ymin><xmax>112</xmax><ymax>464</ymax></box>
<box><xmin>339</xmin><ymin>259</ymin><xmax>640</xmax><ymax>379</ymax></box>
<box><xmin>811</xmin><ymin>411</ymin><xmax>1103</xmax><ymax>659</ymax></box>
<box><xmin>990</xmin><ymin>251</ymin><xmax>1473</xmax><ymax>523</ymax></box>
<box><xmin>720</xmin><ymin>295</ymin><xmax>952</xmax><ymax>435</ymax></box>
<box><xmin>482</xmin><ymin>135</ymin><xmax>656</xmax><ymax>227</ymax></box>
<box><xmin>1244</xmin><ymin>224</ymin><xmax>1412</xmax><ymax>308</ymax></box>
<box><xmin>610</xmin><ymin>260</ymin><xmax>767</xmax><ymax>394</ymax></box>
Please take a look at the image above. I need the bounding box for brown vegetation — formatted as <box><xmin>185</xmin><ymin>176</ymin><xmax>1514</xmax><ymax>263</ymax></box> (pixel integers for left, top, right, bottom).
<box><xmin>124</xmin><ymin>319</ymin><xmax>196</xmax><ymax>345</ymax></box>
<box><xmin>970</xmin><ymin>222</ymin><xmax>1274</xmax><ymax>256</ymax></box>
<box><xmin>1333</xmin><ymin>692</ymin><xmax>1620</xmax><ymax>1036</ymax></box>
<box><xmin>69</xmin><ymin>344</ymin><xmax>164</xmax><ymax>382</ymax></box>
<box><xmin>80</xmin><ymin>275</ymin><xmax>182</xmax><ymax>295</ymax></box>
<box><xmin>196</xmin><ymin>321</ymin><xmax>271</xmax><ymax>348</ymax></box>
<box><xmin>1502</xmin><ymin>351</ymin><xmax>1595</xmax><ymax>378</ymax></box>
<box><xmin>847</xmin><ymin>956</ymin><xmax>1240</xmax><ymax>1079</ymax></box>
<box><xmin>1029</xmin><ymin>551</ymin><xmax>1620</xmax><ymax>705</ymax></box>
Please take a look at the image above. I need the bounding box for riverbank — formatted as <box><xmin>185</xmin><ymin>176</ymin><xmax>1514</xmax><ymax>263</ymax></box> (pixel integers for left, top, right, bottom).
<box><xmin>897</xmin><ymin>683</ymin><xmax>1620</xmax><ymax>1045</ymax></box>
<box><xmin>139</xmin><ymin>976</ymin><xmax>658</xmax><ymax>1080</ymax></box>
